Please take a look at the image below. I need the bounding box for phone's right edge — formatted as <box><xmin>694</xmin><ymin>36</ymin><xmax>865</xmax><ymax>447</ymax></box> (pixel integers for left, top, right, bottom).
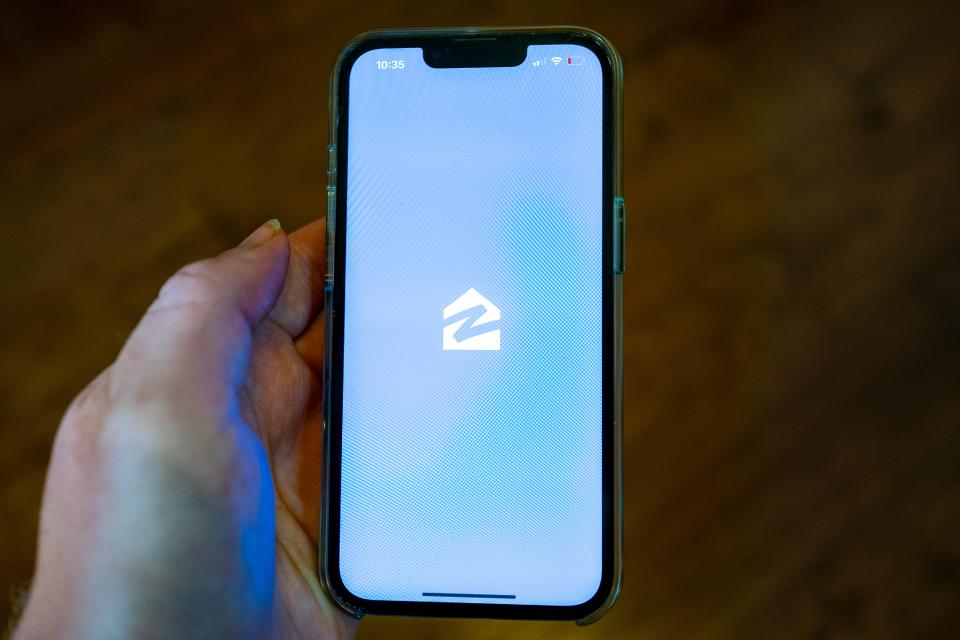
<box><xmin>574</xmin><ymin>25</ymin><xmax>624</xmax><ymax>627</ymax></box>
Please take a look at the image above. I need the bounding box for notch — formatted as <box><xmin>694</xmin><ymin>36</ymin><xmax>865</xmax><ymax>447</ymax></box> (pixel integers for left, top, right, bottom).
<box><xmin>423</xmin><ymin>38</ymin><xmax>527</xmax><ymax>68</ymax></box>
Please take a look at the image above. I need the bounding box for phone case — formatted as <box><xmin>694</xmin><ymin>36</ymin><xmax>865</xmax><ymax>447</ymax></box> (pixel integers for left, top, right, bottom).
<box><xmin>320</xmin><ymin>27</ymin><xmax>623</xmax><ymax>625</ymax></box>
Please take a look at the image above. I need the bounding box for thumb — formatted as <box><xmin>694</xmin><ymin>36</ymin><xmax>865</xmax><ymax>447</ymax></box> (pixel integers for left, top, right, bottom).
<box><xmin>113</xmin><ymin>219</ymin><xmax>290</xmax><ymax>412</ymax></box>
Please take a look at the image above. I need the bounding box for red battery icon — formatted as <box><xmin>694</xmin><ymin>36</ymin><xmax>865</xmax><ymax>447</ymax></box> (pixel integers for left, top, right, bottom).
<box><xmin>567</xmin><ymin>56</ymin><xmax>585</xmax><ymax>65</ymax></box>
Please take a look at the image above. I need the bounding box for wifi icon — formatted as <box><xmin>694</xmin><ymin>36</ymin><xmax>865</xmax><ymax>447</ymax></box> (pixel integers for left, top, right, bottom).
<box><xmin>551</xmin><ymin>56</ymin><xmax>563</xmax><ymax>65</ymax></box>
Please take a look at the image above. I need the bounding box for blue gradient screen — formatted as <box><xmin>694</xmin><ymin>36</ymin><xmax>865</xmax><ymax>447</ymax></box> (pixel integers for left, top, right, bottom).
<box><xmin>339</xmin><ymin>44</ymin><xmax>604</xmax><ymax>607</ymax></box>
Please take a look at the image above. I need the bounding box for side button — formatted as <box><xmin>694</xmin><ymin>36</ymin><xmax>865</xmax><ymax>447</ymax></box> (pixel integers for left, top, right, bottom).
<box><xmin>327</xmin><ymin>144</ymin><xmax>337</xmax><ymax>186</ymax></box>
<box><xmin>614</xmin><ymin>197</ymin><xmax>625</xmax><ymax>274</ymax></box>
<box><xmin>326</xmin><ymin>185</ymin><xmax>336</xmax><ymax>221</ymax></box>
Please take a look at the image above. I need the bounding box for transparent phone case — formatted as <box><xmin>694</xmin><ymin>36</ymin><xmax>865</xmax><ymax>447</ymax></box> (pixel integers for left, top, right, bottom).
<box><xmin>320</xmin><ymin>26</ymin><xmax>623</xmax><ymax>625</ymax></box>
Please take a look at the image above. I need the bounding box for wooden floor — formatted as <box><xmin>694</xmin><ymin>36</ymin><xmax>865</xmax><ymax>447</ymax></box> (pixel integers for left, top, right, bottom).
<box><xmin>2</xmin><ymin>0</ymin><xmax>959</xmax><ymax>637</ymax></box>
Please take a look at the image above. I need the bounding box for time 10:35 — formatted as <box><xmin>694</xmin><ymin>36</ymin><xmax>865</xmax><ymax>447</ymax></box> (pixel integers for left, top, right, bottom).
<box><xmin>376</xmin><ymin>60</ymin><xmax>405</xmax><ymax>70</ymax></box>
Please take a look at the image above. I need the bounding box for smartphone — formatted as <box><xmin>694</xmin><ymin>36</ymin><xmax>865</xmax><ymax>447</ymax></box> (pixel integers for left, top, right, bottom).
<box><xmin>321</xmin><ymin>27</ymin><xmax>623</xmax><ymax>623</ymax></box>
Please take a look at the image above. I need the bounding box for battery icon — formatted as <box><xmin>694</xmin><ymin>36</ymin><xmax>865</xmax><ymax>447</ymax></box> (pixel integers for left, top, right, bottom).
<box><xmin>567</xmin><ymin>56</ymin><xmax>585</xmax><ymax>65</ymax></box>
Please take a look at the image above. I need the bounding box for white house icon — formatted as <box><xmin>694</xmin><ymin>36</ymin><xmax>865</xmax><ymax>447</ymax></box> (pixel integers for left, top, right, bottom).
<box><xmin>442</xmin><ymin>288</ymin><xmax>501</xmax><ymax>351</ymax></box>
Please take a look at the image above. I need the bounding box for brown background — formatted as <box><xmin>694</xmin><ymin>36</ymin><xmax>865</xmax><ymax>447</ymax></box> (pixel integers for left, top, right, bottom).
<box><xmin>2</xmin><ymin>0</ymin><xmax>959</xmax><ymax>637</ymax></box>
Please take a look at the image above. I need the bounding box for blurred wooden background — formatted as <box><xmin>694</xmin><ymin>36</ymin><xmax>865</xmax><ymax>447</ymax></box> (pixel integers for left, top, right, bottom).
<box><xmin>2</xmin><ymin>0</ymin><xmax>959</xmax><ymax>637</ymax></box>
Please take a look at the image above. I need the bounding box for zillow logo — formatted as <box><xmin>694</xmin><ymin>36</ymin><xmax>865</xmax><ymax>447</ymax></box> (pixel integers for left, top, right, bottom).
<box><xmin>442</xmin><ymin>288</ymin><xmax>501</xmax><ymax>351</ymax></box>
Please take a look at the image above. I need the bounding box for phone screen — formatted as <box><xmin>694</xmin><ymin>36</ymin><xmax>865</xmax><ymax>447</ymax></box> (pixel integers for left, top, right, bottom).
<box><xmin>336</xmin><ymin>43</ymin><xmax>606</xmax><ymax>608</ymax></box>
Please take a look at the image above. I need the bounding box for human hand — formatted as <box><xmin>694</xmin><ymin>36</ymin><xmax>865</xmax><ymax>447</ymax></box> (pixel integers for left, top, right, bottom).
<box><xmin>15</xmin><ymin>219</ymin><xmax>357</xmax><ymax>639</ymax></box>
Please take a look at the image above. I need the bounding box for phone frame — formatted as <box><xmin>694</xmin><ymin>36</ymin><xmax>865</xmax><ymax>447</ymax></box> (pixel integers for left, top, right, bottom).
<box><xmin>320</xmin><ymin>27</ymin><xmax>623</xmax><ymax>624</ymax></box>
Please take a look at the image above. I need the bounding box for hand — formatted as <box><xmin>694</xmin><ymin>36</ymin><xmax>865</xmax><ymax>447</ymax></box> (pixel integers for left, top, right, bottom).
<box><xmin>15</xmin><ymin>219</ymin><xmax>357</xmax><ymax>639</ymax></box>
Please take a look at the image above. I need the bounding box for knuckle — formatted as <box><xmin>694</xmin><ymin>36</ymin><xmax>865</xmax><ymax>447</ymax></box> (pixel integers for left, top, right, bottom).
<box><xmin>156</xmin><ymin>259</ymin><xmax>222</xmax><ymax>308</ymax></box>
<box><xmin>56</xmin><ymin>368</ymin><xmax>114</xmax><ymax>455</ymax></box>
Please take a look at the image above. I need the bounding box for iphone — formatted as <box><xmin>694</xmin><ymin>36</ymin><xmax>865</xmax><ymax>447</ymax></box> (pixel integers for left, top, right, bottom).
<box><xmin>321</xmin><ymin>28</ymin><xmax>623</xmax><ymax>623</ymax></box>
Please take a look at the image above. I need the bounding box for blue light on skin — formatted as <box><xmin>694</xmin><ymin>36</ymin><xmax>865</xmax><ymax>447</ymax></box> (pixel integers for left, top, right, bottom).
<box><xmin>227</xmin><ymin>400</ymin><xmax>278</xmax><ymax>623</ymax></box>
<box><xmin>238</xmin><ymin>428</ymin><xmax>277</xmax><ymax>611</ymax></box>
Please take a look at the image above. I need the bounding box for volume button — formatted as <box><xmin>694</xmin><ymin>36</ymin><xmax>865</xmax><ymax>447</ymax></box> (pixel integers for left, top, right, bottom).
<box><xmin>327</xmin><ymin>144</ymin><xmax>337</xmax><ymax>186</ymax></box>
<box><xmin>614</xmin><ymin>197</ymin><xmax>625</xmax><ymax>274</ymax></box>
<box><xmin>326</xmin><ymin>144</ymin><xmax>337</xmax><ymax>287</ymax></box>
<box><xmin>326</xmin><ymin>185</ymin><xmax>336</xmax><ymax>285</ymax></box>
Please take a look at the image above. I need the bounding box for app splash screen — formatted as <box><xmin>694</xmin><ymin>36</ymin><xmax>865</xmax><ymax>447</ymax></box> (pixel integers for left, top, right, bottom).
<box><xmin>339</xmin><ymin>44</ymin><xmax>604</xmax><ymax>606</ymax></box>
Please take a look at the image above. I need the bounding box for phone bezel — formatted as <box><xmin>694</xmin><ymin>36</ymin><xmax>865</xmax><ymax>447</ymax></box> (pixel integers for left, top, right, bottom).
<box><xmin>322</xmin><ymin>28</ymin><xmax>620</xmax><ymax>622</ymax></box>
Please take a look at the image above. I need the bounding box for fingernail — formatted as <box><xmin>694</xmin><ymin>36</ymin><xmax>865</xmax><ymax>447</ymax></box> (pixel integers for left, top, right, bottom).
<box><xmin>240</xmin><ymin>219</ymin><xmax>282</xmax><ymax>248</ymax></box>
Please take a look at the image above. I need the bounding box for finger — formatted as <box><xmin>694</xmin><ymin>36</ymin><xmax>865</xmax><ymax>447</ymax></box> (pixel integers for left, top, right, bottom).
<box><xmin>112</xmin><ymin>220</ymin><xmax>290</xmax><ymax>411</ymax></box>
<box><xmin>268</xmin><ymin>218</ymin><xmax>326</xmax><ymax>338</ymax></box>
<box><xmin>293</xmin><ymin>308</ymin><xmax>325</xmax><ymax>378</ymax></box>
